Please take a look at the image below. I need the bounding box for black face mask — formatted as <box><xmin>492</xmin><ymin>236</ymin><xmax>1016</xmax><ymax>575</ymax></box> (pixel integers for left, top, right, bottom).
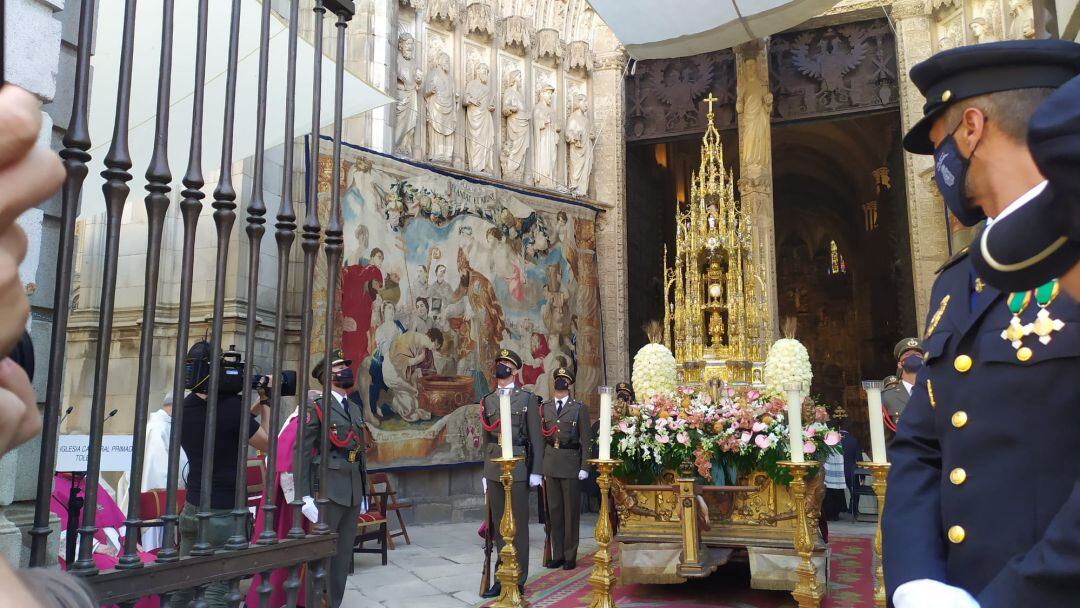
<box><xmin>900</xmin><ymin>355</ymin><xmax>923</xmax><ymax>373</ymax></box>
<box><xmin>495</xmin><ymin>363</ymin><xmax>513</xmax><ymax>379</ymax></box>
<box><xmin>554</xmin><ymin>378</ymin><xmax>570</xmax><ymax>391</ymax></box>
<box><xmin>333</xmin><ymin>368</ymin><xmax>355</xmax><ymax>389</ymax></box>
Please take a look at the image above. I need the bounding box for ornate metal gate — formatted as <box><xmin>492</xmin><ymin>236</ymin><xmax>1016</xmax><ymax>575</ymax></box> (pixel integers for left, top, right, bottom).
<box><xmin>27</xmin><ymin>0</ymin><xmax>357</xmax><ymax>605</ymax></box>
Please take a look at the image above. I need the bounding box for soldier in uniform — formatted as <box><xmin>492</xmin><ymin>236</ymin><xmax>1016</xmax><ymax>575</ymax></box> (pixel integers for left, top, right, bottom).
<box><xmin>883</xmin><ymin>40</ymin><xmax>1080</xmax><ymax>608</ymax></box>
<box><xmin>615</xmin><ymin>382</ymin><xmax>634</xmax><ymax>404</ymax></box>
<box><xmin>540</xmin><ymin>367</ymin><xmax>591</xmax><ymax>571</ymax></box>
<box><xmin>881</xmin><ymin>337</ymin><xmax>924</xmax><ymax>440</ymax></box>
<box><xmin>300</xmin><ymin>349</ymin><xmax>371</xmax><ymax>608</ymax></box>
<box><xmin>479</xmin><ymin>348</ymin><xmax>543</xmax><ymax>599</ymax></box>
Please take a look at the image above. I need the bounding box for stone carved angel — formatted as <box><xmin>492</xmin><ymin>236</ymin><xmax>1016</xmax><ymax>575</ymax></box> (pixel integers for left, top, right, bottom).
<box><xmin>500</xmin><ymin>70</ymin><xmax>530</xmax><ymax>182</ymax></box>
<box><xmin>533</xmin><ymin>82</ymin><xmax>560</xmax><ymax>188</ymax></box>
<box><xmin>394</xmin><ymin>33</ymin><xmax>423</xmax><ymax>156</ymax></box>
<box><xmin>565</xmin><ymin>93</ymin><xmax>594</xmax><ymax>197</ymax></box>
<box><xmin>463</xmin><ymin>61</ymin><xmax>496</xmax><ymax>174</ymax></box>
<box><xmin>423</xmin><ymin>51</ymin><xmax>457</xmax><ymax>164</ymax></box>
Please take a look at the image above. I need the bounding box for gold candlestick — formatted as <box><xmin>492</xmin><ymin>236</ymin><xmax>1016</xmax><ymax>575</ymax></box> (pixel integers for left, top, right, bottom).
<box><xmin>492</xmin><ymin>457</ymin><xmax>527</xmax><ymax>608</ymax></box>
<box><xmin>780</xmin><ymin>461</ymin><xmax>822</xmax><ymax>608</ymax></box>
<box><xmin>586</xmin><ymin>458</ymin><xmax>621</xmax><ymax>608</ymax></box>
<box><xmin>857</xmin><ymin>461</ymin><xmax>890</xmax><ymax>608</ymax></box>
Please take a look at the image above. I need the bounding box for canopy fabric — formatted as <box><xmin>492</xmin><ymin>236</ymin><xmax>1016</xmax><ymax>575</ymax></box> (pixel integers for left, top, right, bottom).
<box><xmin>587</xmin><ymin>0</ymin><xmax>843</xmax><ymax>59</ymax></box>
<box><xmin>86</xmin><ymin>0</ymin><xmax>393</xmax><ymax>214</ymax></box>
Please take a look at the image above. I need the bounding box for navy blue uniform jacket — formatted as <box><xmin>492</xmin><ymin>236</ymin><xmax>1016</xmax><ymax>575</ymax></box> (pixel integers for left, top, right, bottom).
<box><xmin>882</xmin><ymin>251</ymin><xmax>1080</xmax><ymax>607</ymax></box>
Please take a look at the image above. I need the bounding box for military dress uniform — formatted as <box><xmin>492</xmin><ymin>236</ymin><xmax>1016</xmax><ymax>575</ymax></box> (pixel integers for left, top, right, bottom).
<box><xmin>882</xmin><ymin>338</ymin><xmax>924</xmax><ymax>440</ymax></box>
<box><xmin>541</xmin><ymin>368</ymin><xmax>592</xmax><ymax>569</ymax></box>
<box><xmin>480</xmin><ymin>349</ymin><xmax>543</xmax><ymax>588</ymax></box>
<box><xmin>300</xmin><ymin>350</ymin><xmax>370</xmax><ymax>608</ymax></box>
<box><xmin>882</xmin><ymin>40</ymin><xmax>1080</xmax><ymax>607</ymax></box>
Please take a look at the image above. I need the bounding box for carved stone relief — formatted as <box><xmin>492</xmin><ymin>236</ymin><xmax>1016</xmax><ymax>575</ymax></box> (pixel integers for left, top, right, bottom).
<box><xmin>426</xmin><ymin>0</ymin><xmax>460</xmax><ymax>25</ymax></box>
<box><xmin>1007</xmin><ymin>0</ymin><xmax>1035</xmax><ymax>39</ymax></box>
<box><xmin>394</xmin><ymin>32</ymin><xmax>422</xmax><ymax>156</ymax></box>
<box><xmin>566</xmin><ymin>40</ymin><xmax>592</xmax><ymax>72</ymax></box>
<box><xmin>769</xmin><ymin>18</ymin><xmax>897</xmax><ymax>121</ymax></box>
<box><xmin>535</xmin><ymin>28</ymin><xmax>563</xmax><ymax>63</ymax></box>
<box><xmin>502</xmin><ymin>15</ymin><xmax>532</xmax><ymax>52</ymax></box>
<box><xmin>465</xmin><ymin>0</ymin><xmax>496</xmax><ymax>38</ymax></box>
<box><xmin>625</xmin><ymin>50</ymin><xmax>736</xmax><ymax>141</ymax></box>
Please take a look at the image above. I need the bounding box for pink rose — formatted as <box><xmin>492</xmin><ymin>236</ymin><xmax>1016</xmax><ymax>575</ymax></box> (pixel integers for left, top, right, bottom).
<box><xmin>618</xmin><ymin>420</ymin><xmax>632</xmax><ymax>433</ymax></box>
<box><xmin>755</xmin><ymin>434</ymin><xmax>772</xmax><ymax>449</ymax></box>
<box><xmin>643</xmin><ymin>418</ymin><xmax>653</xmax><ymax>428</ymax></box>
<box><xmin>824</xmin><ymin>431</ymin><xmax>841</xmax><ymax>446</ymax></box>
<box><xmin>726</xmin><ymin>388</ymin><xmax>735</xmax><ymax>397</ymax></box>
<box><xmin>752</xmin><ymin>422</ymin><xmax>767</xmax><ymax>433</ymax></box>
<box><xmin>657</xmin><ymin>434</ymin><xmax>670</xmax><ymax>444</ymax></box>
<box><xmin>803</xmin><ymin>440</ymin><xmax>816</xmax><ymax>454</ymax></box>
<box><xmin>804</xmin><ymin>428</ymin><xmax>815</xmax><ymax>439</ymax></box>
<box><xmin>746</xmin><ymin>390</ymin><xmax>759</xmax><ymax>400</ymax></box>
<box><xmin>740</xmin><ymin>431</ymin><xmax>752</xmax><ymax>444</ymax></box>
<box><xmin>677</xmin><ymin>431</ymin><xmax>690</xmax><ymax>446</ymax></box>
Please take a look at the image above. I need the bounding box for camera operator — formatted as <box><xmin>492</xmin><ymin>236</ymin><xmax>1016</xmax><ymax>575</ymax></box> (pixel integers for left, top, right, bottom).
<box><xmin>171</xmin><ymin>341</ymin><xmax>271</xmax><ymax>608</ymax></box>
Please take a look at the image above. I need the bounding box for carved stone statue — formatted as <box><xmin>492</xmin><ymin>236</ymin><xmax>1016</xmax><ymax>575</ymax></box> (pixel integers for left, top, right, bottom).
<box><xmin>736</xmin><ymin>57</ymin><xmax>773</xmax><ymax>179</ymax></box>
<box><xmin>970</xmin><ymin>17</ymin><xmax>1000</xmax><ymax>44</ymax></box>
<box><xmin>565</xmin><ymin>93</ymin><xmax>594</xmax><ymax>197</ymax></box>
<box><xmin>1008</xmin><ymin>0</ymin><xmax>1035</xmax><ymax>40</ymax></box>
<box><xmin>394</xmin><ymin>33</ymin><xmax>422</xmax><ymax>156</ymax></box>
<box><xmin>463</xmin><ymin>61</ymin><xmax>496</xmax><ymax>174</ymax></box>
<box><xmin>500</xmin><ymin>70</ymin><xmax>530</xmax><ymax>181</ymax></box>
<box><xmin>423</xmin><ymin>52</ymin><xmax>457</xmax><ymax>164</ymax></box>
<box><xmin>532</xmin><ymin>82</ymin><xmax>560</xmax><ymax>188</ymax></box>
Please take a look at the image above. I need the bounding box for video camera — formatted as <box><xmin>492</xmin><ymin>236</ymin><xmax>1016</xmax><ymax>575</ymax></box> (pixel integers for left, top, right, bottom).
<box><xmin>185</xmin><ymin>341</ymin><xmax>297</xmax><ymax>397</ymax></box>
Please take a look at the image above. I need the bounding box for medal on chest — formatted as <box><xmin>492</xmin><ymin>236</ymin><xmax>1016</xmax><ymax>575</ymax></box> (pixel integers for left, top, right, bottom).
<box><xmin>1027</xmin><ymin>280</ymin><xmax>1065</xmax><ymax>345</ymax></box>
<box><xmin>1001</xmin><ymin>290</ymin><xmax>1032</xmax><ymax>349</ymax></box>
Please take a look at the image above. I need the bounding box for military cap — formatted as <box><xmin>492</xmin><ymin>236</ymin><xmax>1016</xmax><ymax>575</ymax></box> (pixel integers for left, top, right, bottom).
<box><xmin>615</xmin><ymin>382</ymin><xmax>634</xmax><ymax>401</ymax></box>
<box><xmin>312</xmin><ymin>348</ymin><xmax>352</xmax><ymax>382</ymax></box>
<box><xmin>495</xmin><ymin>348</ymin><xmax>522</xmax><ymax>368</ymax></box>
<box><xmin>553</xmin><ymin>367</ymin><xmax>575</xmax><ymax>384</ymax></box>
<box><xmin>894</xmin><ymin>337</ymin><xmax>925</xmax><ymax>361</ymax></box>
<box><xmin>971</xmin><ymin>74</ymin><xmax>1080</xmax><ymax>292</ymax></box>
<box><xmin>903</xmin><ymin>40</ymin><xmax>1080</xmax><ymax>155</ymax></box>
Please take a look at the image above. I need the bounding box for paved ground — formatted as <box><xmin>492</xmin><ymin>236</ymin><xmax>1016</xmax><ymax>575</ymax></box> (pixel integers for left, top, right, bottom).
<box><xmin>345</xmin><ymin>511</ymin><xmax>875</xmax><ymax>607</ymax></box>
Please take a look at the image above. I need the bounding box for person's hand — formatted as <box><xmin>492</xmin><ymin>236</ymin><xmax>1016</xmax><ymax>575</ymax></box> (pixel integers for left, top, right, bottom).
<box><xmin>529</xmin><ymin>474</ymin><xmax>541</xmax><ymax>487</ymax></box>
<box><xmin>481</xmin><ymin>477</ymin><xmax>487</xmax><ymax>492</ymax></box>
<box><xmin>0</xmin><ymin>86</ymin><xmax>63</xmax><ymax>357</ymax></box>
<box><xmin>94</xmin><ymin>544</ymin><xmax>118</xmax><ymax>557</ymax></box>
<box><xmin>893</xmin><ymin>579</ymin><xmax>979</xmax><ymax>608</ymax></box>
<box><xmin>0</xmin><ymin>358</ymin><xmax>40</xmax><ymax>457</ymax></box>
<box><xmin>578</xmin><ymin>470</ymin><xmax>588</xmax><ymax>481</ymax></box>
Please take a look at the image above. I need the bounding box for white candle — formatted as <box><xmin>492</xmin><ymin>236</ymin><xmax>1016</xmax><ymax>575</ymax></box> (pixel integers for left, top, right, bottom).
<box><xmin>498</xmin><ymin>387</ymin><xmax>513</xmax><ymax>460</ymax></box>
<box><xmin>863</xmin><ymin>380</ymin><xmax>887</xmax><ymax>464</ymax></box>
<box><xmin>784</xmin><ymin>382</ymin><xmax>804</xmax><ymax>463</ymax></box>
<box><xmin>598</xmin><ymin>386</ymin><xmax>613</xmax><ymax>460</ymax></box>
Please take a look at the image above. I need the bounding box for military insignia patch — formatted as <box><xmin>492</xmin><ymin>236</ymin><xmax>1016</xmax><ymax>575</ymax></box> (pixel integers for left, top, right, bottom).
<box><xmin>925</xmin><ymin>294</ymin><xmax>950</xmax><ymax>338</ymax></box>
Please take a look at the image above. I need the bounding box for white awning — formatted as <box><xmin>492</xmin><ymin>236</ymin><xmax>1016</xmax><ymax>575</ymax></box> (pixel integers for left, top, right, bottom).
<box><xmin>587</xmin><ymin>0</ymin><xmax>843</xmax><ymax>59</ymax></box>
<box><xmin>85</xmin><ymin>0</ymin><xmax>393</xmax><ymax>214</ymax></box>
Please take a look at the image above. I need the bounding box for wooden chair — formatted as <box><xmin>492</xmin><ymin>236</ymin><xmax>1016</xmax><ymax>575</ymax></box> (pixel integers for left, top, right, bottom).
<box><xmin>353</xmin><ymin>489</ymin><xmax>389</xmax><ymax>567</ymax></box>
<box><xmin>139</xmin><ymin>488</ymin><xmax>187</xmax><ymax>552</ymax></box>
<box><xmin>367</xmin><ymin>472</ymin><xmax>412</xmax><ymax>549</ymax></box>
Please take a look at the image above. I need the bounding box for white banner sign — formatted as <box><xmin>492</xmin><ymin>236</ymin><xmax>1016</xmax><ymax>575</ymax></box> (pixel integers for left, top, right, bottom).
<box><xmin>56</xmin><ymin>435</ymin><xmax>134</xmax><ymax>472</ymax></box>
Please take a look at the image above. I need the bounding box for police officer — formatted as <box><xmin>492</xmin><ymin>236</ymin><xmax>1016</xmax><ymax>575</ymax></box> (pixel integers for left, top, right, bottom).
<box><xmin>882</xmin><ymin>337</ymin><xmax>924</xmax><ymax>440</ymax></box>
<box><xmin>541</xmin><ymin>367</ymin><xmax>591</xmax><ymax>571</ymax></box>
<box><xmin>479</xmin><ymin>348</ymin><xmax>543</xmax><ymax>599</ymax></box>
<box><xmin>615</xmin><ymin>381</ymin><xmax>634</xmax><ymax>405</ymax></box>
<box><xmin>301</xmin><ymin>349</ymin><xmax>370</xmax><ymax>608</ymax></box>
<box><xmin>883</xmin><ymin>40</ymin><xmax>1080</xmax><ymax>608</ymax></box>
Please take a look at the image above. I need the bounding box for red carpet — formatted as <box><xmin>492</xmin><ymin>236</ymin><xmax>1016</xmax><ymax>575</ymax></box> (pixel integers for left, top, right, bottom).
<box><xmin>486</xmin><ymin>535</ymin><xmax>874</xmax><ymax>608</ymax></box>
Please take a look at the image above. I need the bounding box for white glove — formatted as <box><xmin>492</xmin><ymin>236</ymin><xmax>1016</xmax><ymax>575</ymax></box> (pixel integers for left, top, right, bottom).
<box><xmin>529</xmin><ymin>474</ymin><xmax>542</xmax><ymax>487</ymax></box>
<box><xmin>578</xmin><ymin>470</ymin><xmax>588</xmax><ymax>481</ymax></box>
<box><xmin>893</xmin><ymin>580</ymin><xmax>980</xmax><ymax>608</ymax></box>
<box><xmin>481</xmin><ymin>477</ymin><xmax>487</xmax><ymax>492</ymax></box>
<box><xmin>301</xmin><ymin>495</ymin><xmax>319</xmax><ymax>523</ymax></box>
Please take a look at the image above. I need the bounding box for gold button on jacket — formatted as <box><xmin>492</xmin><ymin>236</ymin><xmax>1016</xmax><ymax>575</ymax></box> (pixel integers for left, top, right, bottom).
<box><xmin>948</xmin><ymin>525</ymin><xmax>966</xmax><ymax>544</ymax></box>
<box><xmin>951</xmin><ymin>411</ymin><xmax>968</xmax><ymax>428</ymax></box>
<box><xmin>949</xmin><ymin>468</ymin><xmax>967</xmax><ymax>485</ymax></box>
<box><xmin>953</xmin><ymin>354</ymin><xmax>972</xmax><ymax>372</ymax></box>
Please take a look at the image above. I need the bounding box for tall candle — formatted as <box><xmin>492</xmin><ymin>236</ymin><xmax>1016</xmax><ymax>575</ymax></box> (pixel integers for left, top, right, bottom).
<box><xmin>598</xmin><ymin>386</ymin><xmax>613</xmax><ymax>460</ymax></box>
<box><xmin>863</xmin><ymin>380</ymin><xmax>887</xmax><ymax>463</ymax></box>
<box><xmin>498</xmin><ymin>387</ymin><xmax>513</xmax><ymax>460</ymax></box>
<box><xmin>784</xmin><ymin>382</ymin><xmax>805</xmax><ymax>463</ymax></box>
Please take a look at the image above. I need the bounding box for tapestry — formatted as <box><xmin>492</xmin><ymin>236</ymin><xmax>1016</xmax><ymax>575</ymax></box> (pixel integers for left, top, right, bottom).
<box><xmin>310</xmin><ymin>138</ymin><xmax>603</xmax><ymax>470</ymax></box>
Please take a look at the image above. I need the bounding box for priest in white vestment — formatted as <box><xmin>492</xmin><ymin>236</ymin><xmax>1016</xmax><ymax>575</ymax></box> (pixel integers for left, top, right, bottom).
<box><xmin>140</xmin><ymin>392</ymin><xmax>188</xmax><ymax>551</ymax></box>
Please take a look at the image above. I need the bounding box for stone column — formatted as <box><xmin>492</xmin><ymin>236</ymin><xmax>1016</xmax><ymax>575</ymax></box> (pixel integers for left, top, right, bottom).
<box><xmin>893</xmin><ymin>0</ymin><xmax>949</xmax><ymax>324</ymax></box>
<box><xmin>591</xmin><ymin>31</ymin><xmax>630</xmax><ymax>382</ymax></box>
<box><xmin>734</xmin><ymin>39</ymin><xmax>779</xmax><ymax>343</ymax></box>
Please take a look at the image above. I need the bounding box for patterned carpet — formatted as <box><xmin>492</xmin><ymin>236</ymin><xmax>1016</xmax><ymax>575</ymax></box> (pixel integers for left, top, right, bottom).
<box><xmin>484</xmin><ymin>535</ymin><xmax>874</xmax><ymax>608</ymax></box>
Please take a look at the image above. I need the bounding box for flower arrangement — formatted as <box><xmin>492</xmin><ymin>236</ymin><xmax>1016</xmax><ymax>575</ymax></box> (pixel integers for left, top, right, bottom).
<box><xmin>613</xmin><ymin>385</ymin><xmax>841</xmax><ymax>486</ymax></box>
<box><xmin>631</xmin><ymin>343</ymin><xmax>678</xmax><ymax>403</ymax></box>
<box><xmin>763</xmin><ymin>338</ymin><xmax>813</xmax><ymax>398</ymax></box>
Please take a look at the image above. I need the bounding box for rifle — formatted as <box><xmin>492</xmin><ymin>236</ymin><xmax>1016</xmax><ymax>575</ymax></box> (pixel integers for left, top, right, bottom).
<box><xmin>480</xmin><ymin>489</ymin><xmax>495</xmax><ymax>597</ymax></box>
<box><xmin>541</xmin><ymin>478</ymin><xmax>553</xmax><ymax>565</ymax></box>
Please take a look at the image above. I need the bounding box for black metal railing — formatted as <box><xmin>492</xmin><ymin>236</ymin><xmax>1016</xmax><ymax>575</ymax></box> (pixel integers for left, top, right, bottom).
<box><xmin>28</xmin><ymin>0</ymin><xmax>357</xmax><ymax>605</ymax></box>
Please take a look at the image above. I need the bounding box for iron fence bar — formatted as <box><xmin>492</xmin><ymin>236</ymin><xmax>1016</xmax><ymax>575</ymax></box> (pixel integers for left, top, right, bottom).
<box><xmin>157</xmin><ymin>0</ymin><xmax>211</xmax><ymax>564</ymax></box>
<box><xmin>86</xmin><ymin>535</ymin><xmax>337</xmax><ymax>604</ymax></box>
<box><xmin>119</xmin><ymin>0</ymin><xmax>176</xmax><ymax>570</ymax></box>
<box><xmin>72</xmin><ymin>0</ymin><xmax>139</xmax><ymax>576</ymax></box>
<box><xmin>28</xmin><ymin>0</ymin><xmax>97</xmax><ymax>568</ymax></box>
<box><xmin>193</xmin><ymin>0</ymin><xmax>243</xmax><ymax>557</ymax></box>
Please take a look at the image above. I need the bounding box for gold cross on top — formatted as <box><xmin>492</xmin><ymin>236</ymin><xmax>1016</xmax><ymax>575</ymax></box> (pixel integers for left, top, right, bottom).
<box><xmin>703</xmin><ymin>93</ymin><xmax>718</xmax><ymax>114</ymax></box>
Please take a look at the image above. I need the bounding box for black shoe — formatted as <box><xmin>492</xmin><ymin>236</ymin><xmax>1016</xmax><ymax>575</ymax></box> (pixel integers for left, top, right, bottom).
<box><xmin>563</xmin><ymin>560</ymin><xmax>576</xmax><ymax>570</ymax></box>
<box><xmin>480</xmin><ymin>582</ymin><xmax>501</xmax><ymax>599</ymax></box>
<box><xmin>543</xmin><ymin>559</ymin><xmax>565</xmax><ymax>569</ymax></box>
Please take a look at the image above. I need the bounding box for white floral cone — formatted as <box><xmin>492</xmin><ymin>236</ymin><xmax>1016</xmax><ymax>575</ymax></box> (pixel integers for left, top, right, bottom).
<box><xmin>763</xmin><ymin>338</ymin><xmax>812</xmax><ymax>398</ymax></box>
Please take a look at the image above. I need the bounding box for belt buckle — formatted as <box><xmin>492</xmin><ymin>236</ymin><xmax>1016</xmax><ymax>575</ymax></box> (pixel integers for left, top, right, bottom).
<box><xmin>348</xmin><ymin>449</ymin><xmax>358</xmax><ymax>463</ymax></box>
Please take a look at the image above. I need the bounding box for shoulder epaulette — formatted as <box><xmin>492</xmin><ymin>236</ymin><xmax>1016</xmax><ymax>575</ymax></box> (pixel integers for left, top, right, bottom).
<box><xmin>935</xmin><ymin>247</ymin><xmax>969</xmax><ymax>275</ymax></box>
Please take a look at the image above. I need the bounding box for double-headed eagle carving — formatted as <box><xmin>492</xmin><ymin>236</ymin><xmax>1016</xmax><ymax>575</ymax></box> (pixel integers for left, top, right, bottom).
<box><xmin>790</xmin><ymin>26</ymin><xmax>868</xmax><ymax>97</ymax></box>
<box><xmin>649</xmin><ymin>54</ymin><xmax>716</xmax><ymax>129</ymax></box>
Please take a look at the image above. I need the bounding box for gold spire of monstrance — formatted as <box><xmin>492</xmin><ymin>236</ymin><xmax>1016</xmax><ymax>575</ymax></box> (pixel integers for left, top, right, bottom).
<box><xmin>662</xmin><ymin>94</ymin><xmax>769</xmax><ymax>384</ymax></box>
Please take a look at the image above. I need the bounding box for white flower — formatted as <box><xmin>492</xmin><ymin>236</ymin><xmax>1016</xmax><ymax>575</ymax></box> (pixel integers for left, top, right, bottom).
<box><xmin>763</xmin><ymin>338</ymin><xmax>812</xmax><ymax>397</ymax></box>
<box><xmin>632</xmin><ymin>343</ymin><xmax>677</xmax><ymax>402</ymax></box>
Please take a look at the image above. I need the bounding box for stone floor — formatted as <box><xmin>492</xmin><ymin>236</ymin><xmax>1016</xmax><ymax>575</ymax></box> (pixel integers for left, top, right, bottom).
<box><xmin>345</xmin><ymin>511</ymin><xmax>876</xmax><ymax>607</ymax></box>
